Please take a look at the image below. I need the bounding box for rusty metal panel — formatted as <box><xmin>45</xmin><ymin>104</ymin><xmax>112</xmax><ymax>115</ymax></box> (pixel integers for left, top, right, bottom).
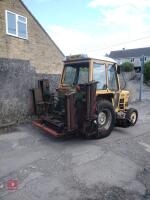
<box><xmin>38</xmin><ymin>79</ymin><xmax>50</xmax><ymax>101</ymax></box>
<box><xmin>66</xmin><ymin>92</ymin><xmax>78</xmax><ymax>131</ymax></box>
<box><xmin>80</xmin><ymin>81</ymin><xmax>97</xmax><ymax>120</ymax></box>
<box><xmin>32</xmin><ymin>88</ymin><xmax>45</xmax><ymax>115</ymax></box>
<box><xmin>89</xmin><ymin>81</ymin><xmax>97</xmax><ymax>119</ymax></box>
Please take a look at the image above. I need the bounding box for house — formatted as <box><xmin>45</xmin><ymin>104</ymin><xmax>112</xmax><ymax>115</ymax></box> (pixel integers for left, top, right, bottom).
<box><xmin>0</xmin><ymin>0</ymin><xmax>64</xmax><ymax>124</ymax></box>
<box><xmin>0</xmin><ymin>0</ymin><xmax>64</xmax><ymax>74</ymax></box>
<box><xmin>109</xmin><ymin>47</ymin><xmax>150</xmax><ymax>71</ymax></box>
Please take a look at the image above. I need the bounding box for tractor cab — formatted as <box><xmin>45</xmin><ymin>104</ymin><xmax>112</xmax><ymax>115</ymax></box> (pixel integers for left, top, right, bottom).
<box><xmin>60</xmin><ymin>54</ymin><xmax>123</xmax><ymax>111</ymax></box>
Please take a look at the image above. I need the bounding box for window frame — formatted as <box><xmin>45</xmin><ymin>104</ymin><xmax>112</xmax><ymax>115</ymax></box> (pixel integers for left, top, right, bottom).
<box><xmin>5</xmin><ymin>10</ymin><xmax>28</xmax><ymax>40</ymax></box>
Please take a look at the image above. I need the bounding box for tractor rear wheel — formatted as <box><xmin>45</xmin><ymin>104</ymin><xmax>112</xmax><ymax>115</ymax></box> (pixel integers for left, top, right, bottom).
<box><xmin>95</xmin><ymin>100</ymin><xmax>116</xmax><ymax>139</ymax></box>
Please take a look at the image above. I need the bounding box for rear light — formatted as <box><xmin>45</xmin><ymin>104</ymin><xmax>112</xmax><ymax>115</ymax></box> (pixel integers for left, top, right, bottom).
<box><xmin>76</xmin><ymin>85</ymin><xmax>80</xmax><ymax>92</ymax></box>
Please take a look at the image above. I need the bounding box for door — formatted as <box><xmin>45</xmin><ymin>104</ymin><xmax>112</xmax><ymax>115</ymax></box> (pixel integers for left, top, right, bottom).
<box><xmin>93</xmin><ymin>63</ymin><xmax>107</xmax><ymax>90</ymax></box>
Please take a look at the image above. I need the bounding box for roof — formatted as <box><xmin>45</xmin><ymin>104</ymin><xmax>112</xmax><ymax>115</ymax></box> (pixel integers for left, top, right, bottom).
<box><xmin>64</xmin><ymin>54</ymin><xmax>117</xmax><ymax>63</ymax></box>
<box><xmin>92</xmin><ymin>55</ymin><xmax>117</xmax><ymax>63</ymax></box>
<box><xmin>20</xmin><ymin>0</ymin><xmax>64</xmax><ymax>57</ymax></box>
<box><xmin>109</xmin><ymin>47</ymin><xmax>150</xmax><ymax>59</ymax></box>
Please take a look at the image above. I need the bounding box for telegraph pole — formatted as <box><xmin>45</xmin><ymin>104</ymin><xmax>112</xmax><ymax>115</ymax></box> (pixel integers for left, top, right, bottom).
<box><xmin>139</xmin><ymin>55</ymin><xmax>144</xmax><ymax>101</ymax></box>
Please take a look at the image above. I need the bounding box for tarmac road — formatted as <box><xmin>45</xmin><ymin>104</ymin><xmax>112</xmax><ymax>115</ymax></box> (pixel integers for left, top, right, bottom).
<box><xmin>0</xmin><ymin>100</ymin><xmax>150</xmax><ymax>200</ymax></box>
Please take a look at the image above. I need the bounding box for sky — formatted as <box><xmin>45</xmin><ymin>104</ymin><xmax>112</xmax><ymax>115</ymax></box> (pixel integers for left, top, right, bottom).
<box><xmin>23</xmin><ymin>0</ymin><xmax>150</xmax><ymax>57</ymax></box>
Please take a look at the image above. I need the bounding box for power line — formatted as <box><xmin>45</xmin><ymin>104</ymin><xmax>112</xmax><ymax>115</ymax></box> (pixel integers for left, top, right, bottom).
<box><xmin>87</xmin><ymin>35</ymin><xmax>150</xmax><ymax>53</ymax></box>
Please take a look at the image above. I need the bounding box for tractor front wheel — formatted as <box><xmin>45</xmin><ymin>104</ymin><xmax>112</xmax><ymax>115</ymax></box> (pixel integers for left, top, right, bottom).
<box><xmin>95</xmin><ymin>100</ymin><xmax>116</xmax><ymax>139</ymax></box>
<box><xmin>126</xmin><ymin>108</ymin><xmax>138</xmax><ymax>126</ymax></box>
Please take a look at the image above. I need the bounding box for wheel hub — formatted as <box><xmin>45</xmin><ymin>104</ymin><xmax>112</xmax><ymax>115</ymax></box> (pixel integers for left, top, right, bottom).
<box><xmin>98</xmin><ymin>112</ymin><xmax>107</xmax><ymax>125</ymax></box>
<box><xmin>130</xmin><ymin>112</ymin><xmax>137</xmax><ymax>123</ymax></box>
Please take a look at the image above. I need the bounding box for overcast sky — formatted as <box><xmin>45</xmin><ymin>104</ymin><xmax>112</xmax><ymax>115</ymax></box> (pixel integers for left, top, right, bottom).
<box><xmin>23</xmin><ymin>0</ymin><xmax>150</xmax><ymax>57</ymax></box>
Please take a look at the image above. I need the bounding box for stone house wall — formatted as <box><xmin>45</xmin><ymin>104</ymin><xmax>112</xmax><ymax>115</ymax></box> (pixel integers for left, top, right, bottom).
<box><xmin>0</xmin><ymin>0</ymin><xmax>64</xmax><ymax>74</ymax></box>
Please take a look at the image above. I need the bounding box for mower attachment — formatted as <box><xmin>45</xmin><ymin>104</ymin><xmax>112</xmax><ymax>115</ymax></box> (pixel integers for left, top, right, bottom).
<box><xmin>32</xmin><ymin>81</ymin><xmax>98</xmax><ymax>137</ymax></box>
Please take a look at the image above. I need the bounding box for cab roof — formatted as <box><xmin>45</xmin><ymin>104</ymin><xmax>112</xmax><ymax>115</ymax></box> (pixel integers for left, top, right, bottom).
<box><xmin>64</xmin><ymin>54</ymin><xmax>117</xmax><ymax>64</ymax></box>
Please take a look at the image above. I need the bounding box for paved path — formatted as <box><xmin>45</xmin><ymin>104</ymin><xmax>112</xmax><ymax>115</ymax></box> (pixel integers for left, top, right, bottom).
<box><xmin>0</xmin><ymin>100</ymin><xmax>150</xmax><ymax>200</ymax></box>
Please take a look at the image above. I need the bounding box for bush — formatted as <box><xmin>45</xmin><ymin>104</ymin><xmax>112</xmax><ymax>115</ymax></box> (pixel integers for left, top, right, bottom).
<box><xmin>120</xmin><ymin>62</ymin><xmax>134</xmax><ymax>72</ymax></box>
<box><xmin>144</xmin><ymin>61</ymin><xmax>150</xmax><ymax>83</ymax></box>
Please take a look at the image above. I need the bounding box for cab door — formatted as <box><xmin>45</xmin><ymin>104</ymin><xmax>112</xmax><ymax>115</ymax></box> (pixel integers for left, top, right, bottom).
<box><xmin>107</xmin><ymin>64</ymin><xmax>120</xmax><ymax>109</ymax></box>
<box><xmin>92</xmin><ymin>62</ymin><xmax>107</xmax><ymax>91</ymax></box>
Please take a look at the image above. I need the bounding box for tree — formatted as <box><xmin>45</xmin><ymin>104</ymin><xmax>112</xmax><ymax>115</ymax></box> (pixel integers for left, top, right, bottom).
<box><xmin>120</xmin><ymin>62</ymin><xmax>134</xmax><ymax>72</ymax></box>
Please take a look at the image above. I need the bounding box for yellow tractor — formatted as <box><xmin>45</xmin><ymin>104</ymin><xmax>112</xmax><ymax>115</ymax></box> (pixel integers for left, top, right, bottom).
<box><xmin>33</xmin><ymin>54</ymin><xmax>138</xmax><ymax>139</ymax></box>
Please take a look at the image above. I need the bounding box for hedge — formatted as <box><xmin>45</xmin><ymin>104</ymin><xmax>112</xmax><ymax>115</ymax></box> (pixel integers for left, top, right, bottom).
<box><xmin>120</xmin><ymin>62</ymin><xmax>134</xmax><ymax>72</ymax></box>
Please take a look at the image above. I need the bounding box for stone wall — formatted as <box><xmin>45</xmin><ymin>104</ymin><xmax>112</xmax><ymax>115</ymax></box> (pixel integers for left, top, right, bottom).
<box><xmin>0</xmin><ymin>58</ymin><xmax>61</xmax><ymax>125</ymax></box>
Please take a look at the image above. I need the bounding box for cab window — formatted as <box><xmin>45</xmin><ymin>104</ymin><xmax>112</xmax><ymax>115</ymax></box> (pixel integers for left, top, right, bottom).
<box><xmin>93</xmin><ymin>63</ymin><xmax>106</xmax><ymax>90</ymax></box>
<box><xmin>63</xmin><ymin>62</ymin><xmax>89</xmax><ymax>85</ymax></box>
<box><xmin>63</xmin><ymin>66</ymin><xmax>76</xmax><ymax>85</ymax></box>
<box><xmin>78</xmin><ymin>67</ymin><xmax>89</xmax><ymax>84</ymax></box>
<box><xmin>108</xmin><ymin>64</ymin><xmax>119</xmax><ymax>91</ymax></box>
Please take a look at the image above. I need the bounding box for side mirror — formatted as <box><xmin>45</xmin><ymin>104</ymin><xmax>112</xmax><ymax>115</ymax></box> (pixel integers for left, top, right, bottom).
<box><xmin>117</xmin><ymin>65</ymin><xmax>120</xmax><ymax>74</ymax></box>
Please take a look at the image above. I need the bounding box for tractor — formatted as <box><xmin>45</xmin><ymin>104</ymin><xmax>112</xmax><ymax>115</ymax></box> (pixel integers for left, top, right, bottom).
<box><xmin>32</xmin><ymin>54</ymin><xmax>138</xmax><ymax>139</ymax></box>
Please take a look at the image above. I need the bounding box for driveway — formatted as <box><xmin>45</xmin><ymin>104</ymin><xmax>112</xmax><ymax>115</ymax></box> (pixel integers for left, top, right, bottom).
<box><xmin>0</xmin><ymin>100</ymin><xmax>150</xmax><ymax>200</ymax></box>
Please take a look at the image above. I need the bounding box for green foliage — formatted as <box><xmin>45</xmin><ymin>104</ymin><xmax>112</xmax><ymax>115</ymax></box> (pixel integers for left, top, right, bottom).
<box><xmin>144</xmin><ymin>61</ymin><xmax>150</xmax><ymax>82</ymax></box>
<box><xmin>120</xmin><ymin>62</ymin><xmax>134</xmax><ymax>72</ymax></box>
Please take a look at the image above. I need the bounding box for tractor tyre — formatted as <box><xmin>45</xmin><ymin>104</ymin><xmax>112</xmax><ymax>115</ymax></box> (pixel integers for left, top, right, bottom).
<box><xmin>126</xmin><ymin>108</ymin><xmax>138</xmax><ymax>126</ymax></box>
<box><xmin>95</xmin><ymin>100</ymin><xmax>116</xmax><ymax>139</ymax></box>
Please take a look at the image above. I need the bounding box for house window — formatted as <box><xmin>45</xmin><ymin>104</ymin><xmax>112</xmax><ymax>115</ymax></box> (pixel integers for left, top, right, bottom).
<box><xmin>5</xmin><ymin>10</ymin><xmax>27</xmax><ymax>39</ymax></box>
<box><xmin>131</xmin><ymin>58</ymin><xmax>134</xmax><ymax>62</ymax></box>
<box><xmin>145</xmin><ymin>57</ymin><xmax>147</xmax><ymax>61</ymax></box>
